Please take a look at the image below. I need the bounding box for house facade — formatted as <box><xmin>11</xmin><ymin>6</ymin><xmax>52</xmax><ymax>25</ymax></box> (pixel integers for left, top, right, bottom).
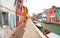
<box><xmin>0</xmin><ymin>0</ymin><xmax>16</xmax><ymax>28</ymax></box>
<box><xmin>15</xmin><ymin>0</ymin><xmax>24</xmax><ymax>27</ymax></box>
<box><xmin>45</xmin><ymin>6</ymin><xmax>57</xmax><ymax>22</ymax></box>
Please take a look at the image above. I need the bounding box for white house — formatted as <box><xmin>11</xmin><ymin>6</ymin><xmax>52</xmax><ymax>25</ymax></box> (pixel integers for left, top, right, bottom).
<box><xmin>42</xmin><ymin>12</ymin><xmax>47</xmax><ymax>21</ymax></box>
<box><xmin>0</xmin><ymin>0</ymin><xmax>16</xmax><ymax>29</ymax></box>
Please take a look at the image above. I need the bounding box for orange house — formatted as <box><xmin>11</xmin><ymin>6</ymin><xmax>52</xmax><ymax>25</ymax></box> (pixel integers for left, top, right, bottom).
<box><xmin>23</xmin><ymin>6</ymin><xmax>28</xmax><ymax>23</ymax></box>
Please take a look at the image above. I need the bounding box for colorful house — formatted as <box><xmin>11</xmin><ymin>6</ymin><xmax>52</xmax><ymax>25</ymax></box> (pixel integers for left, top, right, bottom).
<box><xmin>45</xmin><ymin>6</ymin><xmax>57</xmax><ymax>22</ymax></box>
<box><xmin>37</xmin><ymin>12</ymin><xmax>46</xmax><ymax>21</ymax></box>
<box><xmin>23</xmin><ymin>6</ymin><xmax>28</xmax><ymax>23</ymax></box>
<box><xmin>38</xmin><ymin>13</ymin><xmax>43</xmax><ymax>21</ymax></box>
<box><xmin>56</xmin><ymin>7</ymin><xmax>60</xmax><ymax>23</ymax></box>
<box><xmin>0</xmin><ymin>0</ymin><xmax>16</xmax><ymax>28</ymax></box>
<box><xmin>15</xmin><ymin>0</ymin><xmax>24</xmax><ymax>27</ymax></box>
<box><xmin>42</xmin><ymin>12</ymin><xmax>47</xmax><ymax>21</ymax></box>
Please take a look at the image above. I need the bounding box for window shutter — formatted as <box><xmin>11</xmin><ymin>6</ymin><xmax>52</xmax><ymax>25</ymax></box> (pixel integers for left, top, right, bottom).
<box><xmin>0</xmin><ymin>11</ymin><xmax>2</xmax><ymax>26</ymax></box>
<box><xmin>5</xmin><ymin>13</ymin><xmax>8</xmax><ymax>25</ymax></box>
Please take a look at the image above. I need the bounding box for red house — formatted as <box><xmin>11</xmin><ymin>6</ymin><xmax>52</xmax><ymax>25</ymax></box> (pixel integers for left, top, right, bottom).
<box><xmin>16</xmin><ymin>0</ymin><xmax>24</xmax><ymax>27</ymax></box>
<box><xmin>45</xmin><ymin>6</ymin><xmax>57</xmax><ymax>22</ymax></box>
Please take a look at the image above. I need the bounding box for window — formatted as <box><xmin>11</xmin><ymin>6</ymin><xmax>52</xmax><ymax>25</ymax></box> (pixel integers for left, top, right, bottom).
<box><xmin>21</xmin><ymin>7</ymin><xmax>22</xmax><ymax>11</ymax></box>
<box><xmin>20</xmin><ymin>16</ymin><xmax>23</xmax><ymax>21</ymax></box>
<box><xmin>4</xmin><ymin>12</ymin><xmax>9</xmax><ymax>25</ymax></box>
<box><xmin>16</xmin><ymin>16</ymin><xmax>19</xmax><ymax>22</ymax></box>
<box><xmin>0</xmin><ymin>12</ymin><xmax>9</xmax><ymax>26</ymax></box>
<box><xmin>21</xmin><ymin>6</ymin><xmax>24</xmax><ymax>12</ymax></box>
<box><xmin>51</xmin><ymin>17</ymin><xmax>55</xmax><ymax>21</ymax></box>
<box><xmin>14</xmin><ymin>0</ymin><xmax>17</xmax><ymax>6</ymax></box>
<box><xmin>17</xmin><ymin>3</ymin><xmax>23</xmax><ymax>11</ymax></box>
<box><xmin>17</xmin><ymin>3</ymin><xmax>20</xmax><ymax>8</ymax></box>
<box><xmin>1</xmin><ymin>12</ymin><xmax>9</xmax><ymax>25</ymax></box>
<box><xmin>19</xmin><ymin>6</ymin><xmax>24</xmax><ymax>12</ymax></box>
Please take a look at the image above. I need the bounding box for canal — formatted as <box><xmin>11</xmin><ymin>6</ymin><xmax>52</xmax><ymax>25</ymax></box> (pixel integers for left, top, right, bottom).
<box><xmin>32</xmin><ymin>20</ymin><xmax>60</xmax><ymax>35</ymax></box>
<box><xmin>42</xmin><ymin>23</ymin><xmax>60</xmax><ymax>35</ymax></box>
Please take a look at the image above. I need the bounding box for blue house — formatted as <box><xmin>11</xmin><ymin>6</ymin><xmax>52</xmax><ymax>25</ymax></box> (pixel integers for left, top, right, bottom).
<box><xmin>38</xmin><ymin>13</ymin><xmax>43</xmax><ymax>21</ymax></box>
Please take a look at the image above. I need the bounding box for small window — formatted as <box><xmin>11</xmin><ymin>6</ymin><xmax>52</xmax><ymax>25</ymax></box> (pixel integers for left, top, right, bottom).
<box><xmin>20</xmin><ymin>16</ymin><xmax>23</xmax><ymax>21</ymax></box>
<box><xmin>16</xmin><ymin>16</ymin><xmax>19</xmax><ymax>22</ymax></box>
<box><xmin>21</xmin><ymin>7</ymin><xmax>22</xmax><ymax>11</ymax></box>
<box><xmin>22</xmin><ymin>7</ymin><xmax>24</xmax><ymax>12</ymax></box>
<box><xmin>17</xmin><ymin>3</ymin><xmax>20</xmax><ymax>8</ymax></box>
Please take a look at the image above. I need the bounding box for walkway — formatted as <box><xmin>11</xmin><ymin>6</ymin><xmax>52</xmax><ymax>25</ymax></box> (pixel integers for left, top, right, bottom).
<box><xmin>10</xmin><ymin>19</ymin><xmax>42</xmax><ymax>38</ymax></box>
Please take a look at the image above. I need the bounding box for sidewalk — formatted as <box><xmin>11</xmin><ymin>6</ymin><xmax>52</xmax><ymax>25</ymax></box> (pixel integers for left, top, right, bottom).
<box><xmin>10</xmin><ymin>18</ymin><xmax>42</xmax><ymax>38</ymax></box>
<box><xmin>0</xmin><ymin>26</ymin><xmax>12</xmax><ymax>38</ymax></box>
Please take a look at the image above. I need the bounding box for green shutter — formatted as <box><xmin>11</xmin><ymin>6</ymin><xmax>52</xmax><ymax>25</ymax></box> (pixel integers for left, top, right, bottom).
<box><xmin>0</xmin><ymin>11</ymin><xmax>2</xmax><ymax>26</ymax></box>
<box><xmin>56</xmin><ymin>8</ymin><xmax>60</xmax><ymax>20</ymax></box>
<box><xmin>5</xmin><ymin>13</ymin><xmax>8</xmax><ymax>25</ymax></box>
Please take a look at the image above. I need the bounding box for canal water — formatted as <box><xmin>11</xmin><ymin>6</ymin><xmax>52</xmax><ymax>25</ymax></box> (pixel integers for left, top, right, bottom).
<box><xmin>32</xmin><ymin>20</ymin><xmax>60</xmax><ymax>35</ymax></box>
<box><xmin>42</xmin><ymin>23</ymin><xmax>60</xmax><ymax>35</ymax></box>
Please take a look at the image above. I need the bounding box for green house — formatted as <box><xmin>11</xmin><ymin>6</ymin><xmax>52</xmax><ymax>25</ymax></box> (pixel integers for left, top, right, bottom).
<box><xmin>56</xmin><ymin>8</ymin><xmax>60</xmax><ymax>20</ymax></box>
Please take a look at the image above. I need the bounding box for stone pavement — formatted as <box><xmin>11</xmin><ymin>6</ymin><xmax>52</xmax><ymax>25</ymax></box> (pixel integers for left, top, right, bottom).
<box><xmin>0</xmin><ymin>26</ymin><xmax>12</xmax><ymax>38</ymax></box>
<box><xmin>10</xmin><ymin>19</ymin><xmax>42</xmax><ymax>38</ymax></box>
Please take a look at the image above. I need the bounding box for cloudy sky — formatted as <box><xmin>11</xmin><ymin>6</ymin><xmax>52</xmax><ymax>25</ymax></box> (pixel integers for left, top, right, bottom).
<box><xmin>23</xmin><ymin>0</ymin><xmax>60</xmax><ymax>16</ymax></box>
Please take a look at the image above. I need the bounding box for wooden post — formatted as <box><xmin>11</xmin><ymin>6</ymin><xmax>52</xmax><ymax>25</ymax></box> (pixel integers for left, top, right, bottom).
<box><xmin>41</xmin><ymin>24</ymin><xmax>45</xmax><ymax>33</ymax></box>
<box><xmin>41</xmin><ymin>24</ymin><xmax>48</xmax><ymax>38</ymax></box>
